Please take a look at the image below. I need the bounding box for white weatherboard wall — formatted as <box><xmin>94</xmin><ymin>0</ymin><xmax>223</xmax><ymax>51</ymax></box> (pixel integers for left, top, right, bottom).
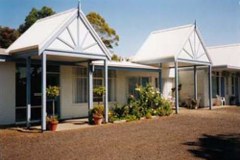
<box><xmin>60</xmin><ymin>65</ymin><xmax>88</xmax><ymax>119</ymax></box>
<box><xmin>162</xmin><ymin>67</ymin><xmax>174</xmax><ymax>98</ymax></box>
<box><xmin>0</xmin><ymin>62</ymin><xmax>15</xmax><ymax>125</ymax></box>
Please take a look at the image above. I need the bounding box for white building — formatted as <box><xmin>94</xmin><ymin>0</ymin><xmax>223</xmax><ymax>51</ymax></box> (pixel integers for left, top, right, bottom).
<box><xmin>0</xmin><ymin>8</ymin><xmax>238</xmax><ymax>130</ymax></box>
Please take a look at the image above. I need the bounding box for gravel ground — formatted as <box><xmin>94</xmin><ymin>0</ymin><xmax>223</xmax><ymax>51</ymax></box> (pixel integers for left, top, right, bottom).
<box><xmin>1</xmin><ymin>107</ymin><xmax>240</xmax><ymax>160</ymax></box>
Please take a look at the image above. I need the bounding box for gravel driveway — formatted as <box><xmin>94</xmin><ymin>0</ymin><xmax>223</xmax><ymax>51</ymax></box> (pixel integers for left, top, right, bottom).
<box><xmin>1</xmin><ymin>107</ymin><xmax>240</xmax><ymax>160</ymax></box>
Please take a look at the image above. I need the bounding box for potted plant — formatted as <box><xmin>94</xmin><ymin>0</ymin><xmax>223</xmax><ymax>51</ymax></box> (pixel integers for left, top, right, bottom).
<box><xmin>46</xmin><ymin>85</ymin><xmax>60</xmax><ymax>131</ymax></box>
<box><xmin>47</xmin><ymin>115</ymin><xmax>58</xmax><ymax>131</ymax></box>
<box><xmin>46</xmin><ymin>85</ymin><xmax>60</xmax><ymax>116</ymax></box>
<box><xmin>92</xmin><ymin>105</ymin><xmax>104</xmax><ymax>125</ymax></box>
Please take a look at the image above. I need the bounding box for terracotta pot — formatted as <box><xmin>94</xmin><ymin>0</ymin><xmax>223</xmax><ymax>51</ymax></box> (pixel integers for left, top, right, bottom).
<box><xmin>50</xmin><ymin>121</ymin><xmax>58</xmax><ymax>131</ymax></box>
<box><xmin>93</xmin><ymin>115</ymin><xmax>103</xmax><ymax>125</ymax></box>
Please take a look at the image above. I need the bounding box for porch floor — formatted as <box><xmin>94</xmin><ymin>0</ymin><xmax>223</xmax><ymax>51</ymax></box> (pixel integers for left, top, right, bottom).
<box><xmin>32</xmin><ymin>118</ymin><xmax>93</xmax><ymax>132</ymax></box>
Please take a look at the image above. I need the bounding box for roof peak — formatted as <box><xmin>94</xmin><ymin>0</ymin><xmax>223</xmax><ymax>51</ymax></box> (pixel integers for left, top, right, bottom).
<box><xmin>151</xmin><ymin>24</ymin><xmax>194</xmax><ymax>35</ymax></box>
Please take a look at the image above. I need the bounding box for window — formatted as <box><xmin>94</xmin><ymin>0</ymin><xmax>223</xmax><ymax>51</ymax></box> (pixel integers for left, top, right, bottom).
<box><xmin>212</xmin><ymin>72</ymin><xmax>220</xmax><ymax>98</ymax></box>
<box><xmin>93</xmin><ymin>69</ymin><xmax>116</xmax><ymax>102</ymax></box>
<box><xmin>155</xmin><ymin>78</ymin><xmax>159</xmax><ymax>89</ymax></box>
<box><xmin>220</xmin><ymin>77</ymin><xmax>225</xmax><ymax>97</ymax></box>
<box><xmin>73</xmin><ymin>67</ymin><xmax>116</xmax><ymax>103</ymax></box>
<box><xmin>128</xmin><ymin>77</ymin><xmax>151</xmax><ymax>97</ymax></box>
<box><xmin>231</xmin><ymin>74</ymin><xmax>236</xmax><ymax>95</ymax></box>
<box><xmin>73</xmin><ymin>67</ymin><xmax>88</xmax><ymax>103</ymax></box>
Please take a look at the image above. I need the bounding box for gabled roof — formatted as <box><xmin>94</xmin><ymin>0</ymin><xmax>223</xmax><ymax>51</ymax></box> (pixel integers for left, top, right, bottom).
<box><xmin>208</xmin><ymin>43</ymin><xmax>240</xmax><ymax>68</ymax></box>
<box><xmin>7</xmin><ymin>8</ymin><xmax>111</xmax><ymax>59</ymax></box>
<box><xmin>132</xmin><ymin>24</ymin><xmax>211</xmax><ymax>65</ymax></box>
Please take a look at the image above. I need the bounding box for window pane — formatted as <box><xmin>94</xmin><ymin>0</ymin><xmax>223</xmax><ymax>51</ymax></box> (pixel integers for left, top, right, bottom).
<box><xmin>141</xmin><ymin>77</ymin><xmax>150</xmax><ymax>87</ymax></box>
<box><xmin>221</xmin><ymin>77</ymin><xmax>225</xmax><ymax>97</ymax></box>
<box><xmin>155</xmin><ymin>78</ymin><xmax>159</xmax><ymax>88</ymax></box>
<box><xmin>128</xmin><ymin>77</ymin><xmax>139</xmax><ymax>97</ymax></box>
<box><xmin>73</xmin><ymin>67</ymin><xmax>88</xmax><ymax>103</ymax></box>
<box><xmin>212</xmin><ymin>77</ymin><xmax>217</xmax><ymax>98</ymax></box>
<box><xmin>94</xmin><ymin>69</ymin><xmax>103</xmax><ymax>77</ymax></box>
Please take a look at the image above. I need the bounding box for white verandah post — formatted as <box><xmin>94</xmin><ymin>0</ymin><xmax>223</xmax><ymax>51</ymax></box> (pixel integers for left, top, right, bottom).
<box><xmin>104</xmin><ymin>59</ymin><xmax>108</xmax><ymax>123</ymax></box>
<box><xmin>41</xmin><ymin>53</ymin><xmax>47</xmax><ymax>131</ymax></box>
<box><xmin>159</xmin><ymin>63</ymin><xmax>162</xmax><ymax>93</ymax></box>
<box><xmin>88</xmin><ymin>61</ymin><xmax>94</xmax><ymax>114</ymax></box>
<box><xmin>208</xmin><ymin>65</ymin><xmax>212</xmax><ymax>110</ymax></box>
<box><xmin>175</xmin><ymin>62</ymin><xmax>179</xmax><ymax>114</ymax></box>
<box><xmin>194</xmin><ymin>65</ymin><xmax>197</xmax><ymax>101</ymax></box>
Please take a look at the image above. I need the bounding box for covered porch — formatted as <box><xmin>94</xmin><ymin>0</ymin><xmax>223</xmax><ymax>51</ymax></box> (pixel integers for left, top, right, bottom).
<box><xmin>133</xmin><ymin>24</ymin><xmax>213</xmax><ymax>113</ymax></box>
<box><xmin>7</xmin><ymin>8</ymin><xmax>111</xmax><ymax>131</ymax></box>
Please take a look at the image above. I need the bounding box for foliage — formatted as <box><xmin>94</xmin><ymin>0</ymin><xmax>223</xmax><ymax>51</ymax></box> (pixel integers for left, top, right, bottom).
<box><xmin>111</xmin><ymin>54</ymin><xmax>122</xmax><ymax>61</ymax></box>
<box><xmin>87</xmin><ymin>12</ymin><xmax>119</xmax><ymax>49</ymax></box>
<box><xmin>18</xmin><ymin>6</ymin><xmax>55</xmax><ymax>34</ymax></box>
<box><xmin>145</xmin><ymin>112</ymin><xmax>152</xmax><ymax>119</ymax></box>
<box><xmin>134</xmin><ymin>84</ymin><xmax>163</xmax><ymax>115</ymax></box>
<box><xmin>157</xmin><ymin>99</ymin><xmax>172</xmax><ymax>116</ymax></box>
<box><xmin>46</xmin><ymin>115</ymin><xmax>58</xmax><ymax>123</ymax></box>
<box><xmin>111</xmin><ymin>104</ymin><xmax>128</xmax><ymax>119</ymax></box>
<box><xmin>93</xmin><ymin>86</ymin><xmax>105</xmax><ymax>104</ymax></box>
<box><xmin>93</xmin><ymin>86</ymin><xmax>105</xmax><ymax>97</ymax></box>
<box><xmin>0</xmin><ymin>26</ymin><xmax>19</xmax><ymax>48</ymax></box>
<box><xmin>125</xmin><ymin>115</ymin><xmax>137</xmax><ymax>122</ymax></box>
<box><xmin>46</xmin><ymin>86</ymin><xmax>60</xmax><ymax>99</ymax></box>
<box><xmin>92</xmin><ymin>105</ymin><xmax>104</xmax><ymax>118</ymax></box>
<box><xmin>108</xmin><ymin>84</ymin><xmax>172</xmax><ymax>123</ymax></box>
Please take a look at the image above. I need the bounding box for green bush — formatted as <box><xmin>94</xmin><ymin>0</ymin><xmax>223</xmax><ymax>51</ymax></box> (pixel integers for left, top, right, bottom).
<box><xmin>108</xmin><ymin>84</ymin><xmax>173</xmax><ymax>123</ymax></box>
<box><xmin>157</xmin><ymin>100</ymin><xmax>172</xmax><ymax>116</ymax></box>
<box><xmin>111</xmin><ymin>104</ymin><xmax>128</xmax><ymax>118</ymax></box>
<box><xmin>145</xmin><ymin>112</ymin><xmax>152</xmax><ymax>119</ymax></box>
<box><xmin>125</xmin><ymin>115</ymin><xmax>137</xmax><ymax>122</ymax></box>
<box><xmin>108</xmin><ymin>104</ymin><xmax>129</xmax><ymax>122</ymax></box>
<box><xmin>134</xmin><ymin>84</ymin><xmax>164</xmax><ymax>115</ymax></box>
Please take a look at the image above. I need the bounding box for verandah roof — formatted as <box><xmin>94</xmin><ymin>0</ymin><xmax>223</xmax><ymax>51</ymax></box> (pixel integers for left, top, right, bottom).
<box><xmin>208</xmin><ymin>43</ymin><xmax>240</xmax><ymax>70</ymax></box>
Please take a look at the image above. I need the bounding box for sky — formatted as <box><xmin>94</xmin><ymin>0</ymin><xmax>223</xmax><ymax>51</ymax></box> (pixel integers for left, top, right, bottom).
<box><xmin>0</xmin><ymin>0</ymin><xmax>240</xmax><ymax>57</ymax></box>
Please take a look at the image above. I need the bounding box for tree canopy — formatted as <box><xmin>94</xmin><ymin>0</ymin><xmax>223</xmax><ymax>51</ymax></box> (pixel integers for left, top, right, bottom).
<box><xmin>0</xmin><ymin>26</ymin><xmax>19</xmax><ymax>48</ymax></box>
<box><xmin>18</xmin><ymin>6</ymin><xmax>55</xmax><ymax>34</ymax></box>
<box><xmin>86</xmin><ymin>12</ymin><xmax>119</xmax><ymax>49</ymax></box>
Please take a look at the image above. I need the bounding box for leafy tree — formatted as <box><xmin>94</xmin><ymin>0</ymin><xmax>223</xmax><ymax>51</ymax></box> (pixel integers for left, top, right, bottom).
<box><xmin>0</xmin><ymin>26</ymin><xmax>19</xmax><ymax>48</ymax></box>
<box><xmin>87</xmin><ymin>12</ymin><xmax>119</xmax><ymax>49</ymax></box>
<box><xmin>111</xmin><ymin>54</ymin><xmax>122</xmax><ymax>61</ymax></box>
<box><xmin>18</xmin><ymin>6</ymin><xmax>55</xmax><ymax>34</ymax></box>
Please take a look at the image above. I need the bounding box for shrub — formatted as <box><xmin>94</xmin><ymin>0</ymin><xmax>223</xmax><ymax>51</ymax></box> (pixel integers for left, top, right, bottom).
<box><xmin>108</xmin><ymin>104</ymin><xmax>129</xmax><ymax>122</ymax></box>
<box><xmin>157</xmin><ymin>99</ymin><xmax>172</xmax><ymax>116</ymax></box>
<box><xmin>125</xmin><ymin>115</ymin><xmax>137</xmax><ymax>122</ymax></box>
<box><xmin>111</xmin><ymin>104</ymin><xmax>128</xmax><ymax>118</ymax></box>
<box><xmin>134</xmin><ymin>84</ymin><xmax>163</xmax><ymax>115</ymax></box>
<box><xmin>145</xmin><ymin>112</ymin><xmax>152</xmax><ymax>119</ymax></box>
